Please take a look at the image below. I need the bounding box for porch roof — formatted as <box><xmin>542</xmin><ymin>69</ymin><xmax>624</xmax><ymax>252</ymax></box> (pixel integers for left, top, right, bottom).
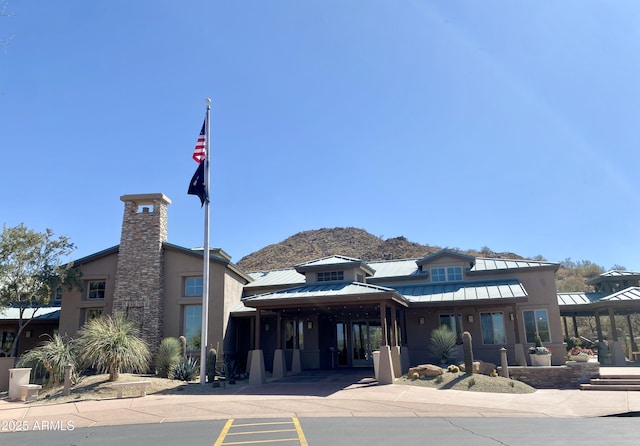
<box><xmin>393</xmin><ymin>279</ymin><xmax>528</xmax><ymax>304</ymax></box>
<box><xmin>601</xmin><ymin>286</ymin><xmax>640</xmax><ymax>302</ymax></box>
<box><xmin>0</xmin><ymin>306</ymin><xmax>61</xmax><ymax>320</ymax></box>
<box><xmin>242</xmin><ymin>281</ymin><xmax>404</xmax><ymax>308</ymax></box>
<box><xmin>557</xmin><ymin>292</ymin><xmax>606</xmax><ymax>306</ymax></box>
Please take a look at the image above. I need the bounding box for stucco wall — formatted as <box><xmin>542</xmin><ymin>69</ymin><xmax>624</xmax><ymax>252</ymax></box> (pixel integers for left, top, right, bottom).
<box><xmin>58</xmin><ymin>252</ymin><xmax>118</xmax><ymax>338</ymax></box>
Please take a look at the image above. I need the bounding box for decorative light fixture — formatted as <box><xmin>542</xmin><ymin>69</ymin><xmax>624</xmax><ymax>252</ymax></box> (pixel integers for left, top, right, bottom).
<box><xmin>307</xmin><ymin>321</ymin><xmax>313</xmax><ymax>329</ymax></box>
<box><xmin>510</xmin><ymin>313</ymin><xmax>515</xmax><ymax>321</ymax></box>
<box><xmin>467</xmin><ymin>315</ymin><xmax>474</xmax><ymax>323</ymax></box>
<box><xmin>419</xmin><ymin>317</ymin><xmax>425</xmax><ymax>325</ymax></box>
<box><xmin>265</xmin><ymin>323</ymin><xmax>270</xmax><ymax>331</ymax></box>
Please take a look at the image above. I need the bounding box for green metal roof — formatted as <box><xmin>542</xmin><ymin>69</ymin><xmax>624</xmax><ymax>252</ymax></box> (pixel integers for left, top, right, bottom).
<box><xmin>393</xmin><ymin>279</ymin><xmax>527</xmax><ymax>303</ymax></box>
<box><xmin>244</xmin><ymin>281</ymin><xmax>396</xmax><ymax>303</ymax></box>
<box><xmin>557</xmin><ymin>292</ymin><xmax>606</xmax><ymax>306</ymax></box>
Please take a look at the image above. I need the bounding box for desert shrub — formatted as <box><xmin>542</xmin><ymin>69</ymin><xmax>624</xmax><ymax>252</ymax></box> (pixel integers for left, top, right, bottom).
<box><xmin>17</xmin><ymin>333</ymin><xmax>78</xmax><ymax>386</ymax></box>
<box><xmin>429</xmin><ymin>326</ymin><xmax>457</xmax><ymax>363</ymax></box>
<box><xmin>173</xmin><ymin>356</ymin><xmax>200</xmax><ymax>381</ymax></box>
<box><xmin>447</xmin><ymin>364</ymin><xmax>460</xmax><ymax>373</ymax></box>
<box><xmin>75</xmin><ymin>314</ymin><xmax>151</xmax><ymax>381</ymax></box>
<box><xmin>156</xmin><ymin>337</ymin><xmax>182</xmax><ymax>378</ymax></box>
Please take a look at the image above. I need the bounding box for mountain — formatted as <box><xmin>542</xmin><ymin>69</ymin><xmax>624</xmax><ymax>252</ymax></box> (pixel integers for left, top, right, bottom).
<box><xmin>235</xmin><ymin>227</ymin><xmax>525</xmax><ymax>272</ymax></box>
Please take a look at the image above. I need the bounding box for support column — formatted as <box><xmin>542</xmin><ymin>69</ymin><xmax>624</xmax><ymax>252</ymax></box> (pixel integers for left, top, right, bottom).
<box><xmin>390</xmin><ymin>305</ymin><xmax>401</xmax><ymax>378</ymax></box>
<box><xmin>512</xmin><ymin>304</ymin><xmax>525</xmax><ymax>366</ymax></box>
<box><xmin>376</xmin><ymin>302</ymin><xmax>394</xmax><ymax>383</ymax></box>
<box><xmin>572</xmin><ymin>314</ymin><xmax>579</xmax><ymax>338</ymax></box>
<box><xmin>608</xmin><ymin>307</ymin><xmax>626</xmax><ymax>365</ymax></box>
<box><xmin>563</xmin><ymin>316</ymin><xmax>569</xmax><ymax>340</ymax></box>
<box><xmin>595</xmin><ymin>310</ymin><xmax>611</xmax><ymax>365</ymax></box>
<box><xmin>249</xmin><ymin>309</ymin><xmax>266</xmax><ymax>385</ymax></box>
<box><xmin>627</xmin><ymin>314</ymin><xmax>638</xmax><ymax>354</ymax></box>
<box><xmin>291</xmin><ymin>316</ymin><xmax>301</xmax><ymax>374</ymax></box>
<box><xmin>400</xmin><ymin>310</ymin><xmax>410</xmax><ymax>375</ymax></box>
<box><xmin>380</xmin><ymin>302</ymin><xmax>388</xmax><ymax>346</ymax></box>
<box><xmin>272</xmin><ymin>312</ymin><xmax>286</xmax><ymax>379</ymax></box>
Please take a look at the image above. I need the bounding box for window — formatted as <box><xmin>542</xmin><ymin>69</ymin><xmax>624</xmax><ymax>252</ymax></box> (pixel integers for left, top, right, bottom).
<box><xmin>523</xmin><ymin>309</ymin><xmax>550</xmax><ymax>343</ymax></box>
<box><xmin>431</xmin><ymin>268</ymin><xmax>446</xmax><ymax>282</ymax></box>
<box><xmin>431</xmin><ymin>266</ymin><xmax>463</xmax><ymax>282</ymax></box>
<box><xmin>87</xmin><ymin>281</ymin><xmax>106</xmax><ymax>299</ymax></box>
<box><xmin>52</xmin><ymin>287</ymin><xmax>63</xmax><ymax>303</ymax></box>
<box><xmin>447</xmin><ymin>266</ymin><xmax>463</xmax><ymax>281</ymax></box>
<box><xmin>480</xmin><ymin>312</ymin><xmax>506</xmax><ymax>344</ymax></box>
<box><xmin>317</xmin><ymin>271</ymin><xmax>344</xmax><ymax>282</ymax></box>
<box><xmin>184</xmin><ymin>305</ymin><xmax>202</xmax><ymax>350</ymax></box>
<box><xmin>440</xmin><ymin>314</ymin><xmax>463</xmax><ymax>342</ymax></box>
<box><xmin>1</xmin><ymin>331</ymin><xmax>16</xmax><ymax>354</ymax></box>
<box><xmin>283</xmin><ymin>319</ymin><xmax>304</xmax><ymax>349</ymax></box>
<box><xmin>86</xmin><ymin>308</ymin><xmax>103</xmax><ymax>322</ymax></box>
<box><xmin>185</xmin><ymin>277</ymin><xmax>203</xmax><ymax>297</ymax></box>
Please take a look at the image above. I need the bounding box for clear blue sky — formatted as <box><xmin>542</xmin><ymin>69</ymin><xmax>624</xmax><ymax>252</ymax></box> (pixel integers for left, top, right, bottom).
<box><xmin>2</xmin><ymin>1</ymin><xmax>640</xmax><ymax>272</ymax></box>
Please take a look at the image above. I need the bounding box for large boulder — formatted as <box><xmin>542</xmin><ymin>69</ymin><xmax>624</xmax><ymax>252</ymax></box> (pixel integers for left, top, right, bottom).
<box><xmin>407</xmin><ymin>364</ymin><xmax>443</xmax><ymax>378</ymax></box>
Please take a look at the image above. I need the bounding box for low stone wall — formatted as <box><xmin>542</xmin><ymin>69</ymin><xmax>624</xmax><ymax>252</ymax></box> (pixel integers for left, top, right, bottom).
<box><xmin>499</xmin><ymin>360</ymin><xmax>600</xmax><ymax>389</ymax></box>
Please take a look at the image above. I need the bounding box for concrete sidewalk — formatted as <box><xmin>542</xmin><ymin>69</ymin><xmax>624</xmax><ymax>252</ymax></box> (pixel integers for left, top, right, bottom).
<box><xmin>1</xmin><ymin>368</ymin><xmax>639</xmax><ymax>431</ymax></box>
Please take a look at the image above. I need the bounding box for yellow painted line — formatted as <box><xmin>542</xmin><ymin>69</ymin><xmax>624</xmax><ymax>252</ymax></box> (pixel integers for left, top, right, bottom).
<box><xmin>215</xmin><ymin>418</ymin><xmax>307</xmax><ymax>446</ymax></box>
<box><xmin>227</xmin><ymin>428</ymin><xmax>297</xmax><ymax>436</ymax></box>
<box><xmin>293</xmin><ymin>417</ymin><xmax>309</xmax><ymax>446</ymax></box>
<box><xmin>231</xmin><ymin>421</ymin><xmax>294</xmax><ymax>427</ymax></box>
<box><xmin>213</xmin><ymin>418</ymin><xmax>235</xmax><ymax>446</ymax></box>
<box><xmin>220</xmin><ymin>439</ymin><xmax>299</xmax><ymax>445</ymax></box>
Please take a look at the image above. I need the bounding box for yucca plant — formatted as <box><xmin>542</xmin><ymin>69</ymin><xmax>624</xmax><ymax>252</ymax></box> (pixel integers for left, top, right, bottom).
<box><xmin>16</xmin><ymin>333</ymin><xmax>77</xmax><ymax>387</ymax></box>
<box><xmin>156</xmin><ymin>337</ymin><xmax>182</xmax><ymax>379</ymax></box>
<box><xmin>429</xmin><ymin>325</ymin><xmax>458</xmax><ymax>364</ymax></box>
<box><xmin>75</xmin><ymin>313</ymin><xmax>150</xmax><ymax>381</ymax></box>
<box><xmin>172</xmin><ymin>356</ymin><xmax>200</xmax><ymax>382</ymax></box>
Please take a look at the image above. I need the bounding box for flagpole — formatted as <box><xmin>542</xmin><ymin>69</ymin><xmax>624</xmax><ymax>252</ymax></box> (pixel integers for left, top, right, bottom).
<box><xmin>200</xmin><ymin>98</ymin><xmax>211</xmax><ymax>385</ymax></box>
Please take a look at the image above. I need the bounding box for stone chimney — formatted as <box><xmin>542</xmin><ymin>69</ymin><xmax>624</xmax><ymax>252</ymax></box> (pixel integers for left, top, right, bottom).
<box><xmin>112</xmin><ymin>193</ymin><xmax>171</xmax><ymax>361</ymax></box>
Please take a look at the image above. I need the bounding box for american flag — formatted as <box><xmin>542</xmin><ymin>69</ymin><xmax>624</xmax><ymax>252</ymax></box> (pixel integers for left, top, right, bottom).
<box><xmin>192</xmin><ymin>119</ymin><xmax>206</xmax><ymax>163</ymax></box>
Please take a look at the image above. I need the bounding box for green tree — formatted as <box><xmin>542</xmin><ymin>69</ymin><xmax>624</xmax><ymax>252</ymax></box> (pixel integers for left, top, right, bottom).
<box><xmin>75</xmin><ymin>313</ymin><xmax>151</xmax><ymax>381</ymax></box>
<box><xmin>0</xmin><ymin>223</ymin><xmax>79</xmax><ymax>357</ymax></box>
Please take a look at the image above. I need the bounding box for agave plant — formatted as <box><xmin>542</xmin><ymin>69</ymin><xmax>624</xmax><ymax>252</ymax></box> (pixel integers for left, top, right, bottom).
<box><xmin>75</xmin><ymin>313</ymin><xmax>150</xmax><ymax>381</ymax></box>
<box><xmin>172</xmin><ymin>356</ymin><xmax>200</xmax><ymax>382</ymax></box>
<box><xmin>16</xmin><ymin>333</ymin><xmax>77</xmax><ymax>387</ymax></box>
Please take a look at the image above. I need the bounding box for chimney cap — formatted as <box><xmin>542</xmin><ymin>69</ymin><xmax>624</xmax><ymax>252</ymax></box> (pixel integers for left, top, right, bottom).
<box><xmin>120</xmin><ymin>193</ymin><xmax>172</xmax><ymax>206</ymax></box>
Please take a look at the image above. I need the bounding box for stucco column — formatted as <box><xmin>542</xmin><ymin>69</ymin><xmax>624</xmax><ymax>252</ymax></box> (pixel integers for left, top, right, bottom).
<box><xmin>512</xmin><ymin>304</ymin><xmax>526</xmax><ymax>366</ymax></box>
<box><xmin>608</xmin><ymin>307</ymin><xmax>626</xmax><ymax>365</ymax></box>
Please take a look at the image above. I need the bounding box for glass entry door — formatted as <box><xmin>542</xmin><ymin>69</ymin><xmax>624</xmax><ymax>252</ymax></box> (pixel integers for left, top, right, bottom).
<box><xmin>351</xmin><ymin>320</ymin><xmax>382</xmax><ymax>367</ymax></box>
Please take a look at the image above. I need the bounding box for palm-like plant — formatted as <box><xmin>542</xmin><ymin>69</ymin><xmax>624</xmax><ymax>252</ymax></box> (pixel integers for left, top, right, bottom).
<box><xmin>429</xmin><ymin>325</ymin><xmax>458</xmax><ymax>364</ymax></box>
<box><xmin>76</xmin><ymin>313</ymin><xmax>150</xmax><ymax>381</ymax></box>
<box><xmin>16</xmin><ymin>333</ymin><xmax>77</xmax><ymax>387</ymax></box>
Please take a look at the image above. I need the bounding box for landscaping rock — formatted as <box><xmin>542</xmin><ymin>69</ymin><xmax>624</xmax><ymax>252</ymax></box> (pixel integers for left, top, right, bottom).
<box><xmin>407</xmin><ymin>364</ymin><xmax>443</xmax><ymax>377</ymax></box>
<box><xmin>458</xmin><ymin>360</ymin><xmax>497</xmax><ymax>375</ymax></box>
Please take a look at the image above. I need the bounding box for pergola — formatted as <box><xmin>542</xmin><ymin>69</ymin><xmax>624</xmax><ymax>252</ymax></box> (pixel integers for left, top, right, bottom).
<box><xmin>558</xmin><ymin>287</ymin><xmax>640</xmax><ymax>365</ymax></box>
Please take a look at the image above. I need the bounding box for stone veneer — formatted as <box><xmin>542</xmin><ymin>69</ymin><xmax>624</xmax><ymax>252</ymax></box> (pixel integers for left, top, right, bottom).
<box><xmin>503</xmin><ymin>361</ymin><xmax>600</xmax><ymax>389</ymax></box>
<box><xmin>112</xmin><ymin>193</ymin><xmax>171</xmax><ymax>365</ymax></box>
